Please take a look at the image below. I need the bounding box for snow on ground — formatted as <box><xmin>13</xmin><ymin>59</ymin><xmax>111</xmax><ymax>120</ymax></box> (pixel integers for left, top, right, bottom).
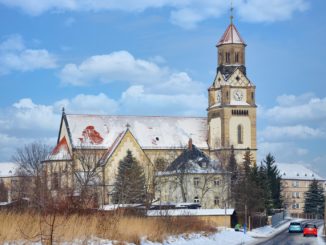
<box><xmin>143</xmin><ymin>229</ymin><xmax>253</xmax><ymax>245</ymax></box>
<box><xmin>2</xmin><ymin>230</ymin><xmax>254</xmax><ymax>245</ymax></box>
<box><xmin>248</xmin><ymin>219</ymin><xmax>293</xmax><ymax>238</ymax></box>
<box><xmin>317</xmin><ymin>225</ymin><xmax>326</xmax><ymax>245</ymax></box>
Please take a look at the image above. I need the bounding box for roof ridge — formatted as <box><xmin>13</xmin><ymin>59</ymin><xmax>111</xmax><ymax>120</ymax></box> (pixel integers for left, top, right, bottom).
<box><xmin>65</xmin><ymin>113</ymin><xmax>207</xmax><ymax>119</ymax></box>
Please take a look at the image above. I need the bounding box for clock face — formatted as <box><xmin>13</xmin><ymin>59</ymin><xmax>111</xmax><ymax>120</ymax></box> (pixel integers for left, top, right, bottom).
<box><xmin>233</xmin><ymin>90</ymin><xmax>244</xmax><ymax>101</ymax></box>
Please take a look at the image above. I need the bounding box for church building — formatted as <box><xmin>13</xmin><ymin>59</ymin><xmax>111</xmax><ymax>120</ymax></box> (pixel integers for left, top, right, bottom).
<box><xmin>44</xmin><ymin>18</ymin><xmax>257</xmax><ymax>208</ymax></box>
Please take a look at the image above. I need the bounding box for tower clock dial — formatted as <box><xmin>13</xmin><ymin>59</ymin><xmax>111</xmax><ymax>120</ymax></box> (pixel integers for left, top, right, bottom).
<box><xmin>233</xmin><ymin>89</ymin><xmax>243</xmax><ymax>101</ymax></box>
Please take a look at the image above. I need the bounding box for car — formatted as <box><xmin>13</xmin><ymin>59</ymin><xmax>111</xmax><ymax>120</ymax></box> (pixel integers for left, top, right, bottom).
<box><xmin>303</xmin><ymin>223</ymin><xmax>317</xmax><ymax>237</ymax></box>
<box><xmin>288</xmin><ymin>222</ymin><xmax>303</xmax><ymax>233</ymax></box>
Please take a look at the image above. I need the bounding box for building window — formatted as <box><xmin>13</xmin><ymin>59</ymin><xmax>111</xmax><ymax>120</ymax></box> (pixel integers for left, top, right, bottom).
<box><xmin>226</xmin><ymin>52</ymin><xmax>230</xmax><ymax>63</ymax></box>
<box><xmin>292</xmin><ymin>192</ymin><xmax>300</xmax><ymax>198</ymax></box>
<box><xmin>214</xmin><ymin>179</ymin><xmax>220</xmax><ymax>186</ymax></box>
<box><xmin>292</xmin><ymin>181</ymin><xmax>299</xmax><ymax>187</ymax></box>
<box><xmin>194</xmin><ymin>196</ymin><xmax>200</xmax><ymax>203</ymax></box>
<box><xmin>214</xmin><ymin>196</ymin><xmax>220</xmax><ymax>206</ymax></box>
<box><xmin>235</xmin><ymin>52</ymin><xmax>239</xmax><ymax>63</ymax></box>
<box><xmin>251</xmin><ymin>92</ymin><xmax>254</xmax><ymax>100</ymax></box>
<box><xmin>292</xmin><ymin>203</ymin><xmax>299</xmax><ymax>209</ymax></box>
<box><xmin>219</xmin><ymin>52</ymin><xmax>223</xmax><ymax>63</ymax></box>
<box><xmin>194</xmin><ymin>177</ymin><xmax>200</xmax><ymax>187</ymax></box>
<box><xmin>237</xmin><ymin>125</ymin><xmax>243</xmax><ymax>144</ymax></box>
<box><xmin>52</xmin><ymin>172</ymin><xmax>60</xmax><ymax>190</ymax></box>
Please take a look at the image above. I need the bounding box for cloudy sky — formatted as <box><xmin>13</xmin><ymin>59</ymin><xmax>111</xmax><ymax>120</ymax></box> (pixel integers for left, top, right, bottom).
<box><xmin>0</xmin><ymin>0</ymin><xmax>325</xmax><ymax>176</ymax></box>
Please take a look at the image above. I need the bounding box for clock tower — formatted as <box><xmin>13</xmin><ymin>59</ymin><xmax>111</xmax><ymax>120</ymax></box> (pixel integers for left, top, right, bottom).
<box><xmin>207</xmin><ymin>20</ymin><xmax>257</xmax><ymax>164</ymax></box>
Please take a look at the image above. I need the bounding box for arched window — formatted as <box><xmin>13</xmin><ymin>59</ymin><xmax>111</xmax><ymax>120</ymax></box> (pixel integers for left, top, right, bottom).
<box><xmin>235</xmin><ymin>52</ymin><xmax>239</xmax><ymax>63</ymax></box>
<box><xmin>226</xmin><ymin>52</ymin><xmax>230</xmax><ymax>63</ymax></box>
<box><xmin>237</xmin><ymin>125</ymin><xmax>243</xmax><ymax>144</ymax></box>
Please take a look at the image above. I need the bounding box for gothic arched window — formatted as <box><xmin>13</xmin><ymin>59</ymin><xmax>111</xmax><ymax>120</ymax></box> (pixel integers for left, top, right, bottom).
<box><xmin>226</xmin><ymin>52</ymin><xmax>230</xmax><ymax>63</ymax></box>
<box><xmin>235</xmin><ymin>52</ymin><xmax>239</xmax><ymax>63</ymax></box>
<box><xmin>237</xmin><ymin>124</ymin><xmax>243</xmax><ymax>144</ymax></box>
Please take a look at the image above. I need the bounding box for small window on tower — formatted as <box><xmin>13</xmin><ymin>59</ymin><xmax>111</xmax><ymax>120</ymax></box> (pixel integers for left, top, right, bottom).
<box><xmin>235</xmin><ymin>52</ymin><xmax>239</xmax><ymax>63</ymax></box>
<box><xmin>226</xmin><ymin>52</ymin><xmax>230</xmax><ymax>63</ymax></box>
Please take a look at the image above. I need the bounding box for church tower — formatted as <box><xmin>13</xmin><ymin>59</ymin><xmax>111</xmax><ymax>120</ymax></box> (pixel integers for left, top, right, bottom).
<box><xmin>208</xmin><ymin>16</ymin><xmax>257</xmax><ymax>164</ymax></box>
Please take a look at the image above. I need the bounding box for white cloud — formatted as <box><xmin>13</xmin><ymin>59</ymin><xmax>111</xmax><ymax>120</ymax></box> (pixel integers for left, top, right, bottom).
<box><xmin>0</xmin><ymin>35</ymin><xmax>57</xmax><ymax>74</ymax></box>
<box><xmin>260</xmin><ymin>125</ymin><xmax>325</xmax><ymax>141</ymax></box>
<box><xmin>54</xmin><ymin>93</ymin><xmax>119</xmax><ymax>115</ymax></box>
<box><xmin>265</xmin><ymin>93</ymin><xmax>326</xmax><ymax>124</ymax></box>
<box><xmin>0</xmin><ymin>0</ymin><xmax>310</xmax><ymax>28</ymax></box>
<box><xmin>120</xmin><ymin>85</ymin><xmax>207</xmax><ymax>115</ymax></box>
<box><xmin>237</xmin><ymin>0</ymin><xmax>309</xmax><ymax>22</ymax></box>
<box><xmin>0</xmin><ymin>34</ymin><xmax>24</xmax><ymax>51</ymax></box>
<box><xmin>10</xmin><ymin>98</ymin><xmax>59</xmax><ymax>131</ymax></box>
<box><xmin>59</xmin><ymin>50</ymin><xmax>204</xmax><ymax>94</ymax></box>
<box><xmin>258</xmin><ymin>141</ymin><xmax>309</xmax><ymax>163</ymax></box>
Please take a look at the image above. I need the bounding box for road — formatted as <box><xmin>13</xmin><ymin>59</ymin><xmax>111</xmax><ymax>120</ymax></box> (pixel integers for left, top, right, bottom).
<box><xmin>254</xmin><ymin>220</ymin><xmax>325</xmax><ymax>245</ymax></box>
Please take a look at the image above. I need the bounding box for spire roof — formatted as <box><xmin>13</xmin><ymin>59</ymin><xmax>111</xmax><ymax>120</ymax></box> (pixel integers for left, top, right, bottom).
<box><xmin>217</xmin><ymin>23</ymin><xmax>246</xmax><ymax>46</ymax></box>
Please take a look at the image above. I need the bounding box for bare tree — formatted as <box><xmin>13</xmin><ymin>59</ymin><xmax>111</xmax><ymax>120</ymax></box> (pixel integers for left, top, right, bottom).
<box><xmin>0</xmin><ymin>180</ymin><xmax>8</xmax><ymax>202</ymax></box>
<box><xmin>72</xmin><ymin>146</ymin><xmax>104</xmax><ymax>208</ymax></box>
<box><xmin>12</xmin><ymin>142</ymin><xmax>51</xmax><ymax>205</ymax></box>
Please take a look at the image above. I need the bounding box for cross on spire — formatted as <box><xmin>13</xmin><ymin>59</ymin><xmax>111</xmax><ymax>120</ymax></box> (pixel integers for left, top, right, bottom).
<box><xmin>230</xmin><ymin>0</ymin><xmax>234</xmax><ymax>24</ymax></box>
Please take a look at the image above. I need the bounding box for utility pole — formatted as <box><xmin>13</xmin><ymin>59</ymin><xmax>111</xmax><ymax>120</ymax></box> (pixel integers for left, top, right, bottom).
<box><xmin>244</xmin><ymin>203</ymin><xmax>248</xmax><ymax>234</ymax></box>
<box><xmin>323</xmin><ymin>194</ymin><xmax>326</xmax><ymax>236</ymax></box>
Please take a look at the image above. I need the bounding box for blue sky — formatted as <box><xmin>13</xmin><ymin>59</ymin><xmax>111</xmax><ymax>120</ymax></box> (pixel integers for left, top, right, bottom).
<box><xmin>0</xmin><ymin>0</ymin><xmax>325</xmax><ymax>176</ymax></box>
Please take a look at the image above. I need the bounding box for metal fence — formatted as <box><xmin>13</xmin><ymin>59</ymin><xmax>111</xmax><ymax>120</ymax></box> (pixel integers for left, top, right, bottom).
<box><xmin>271</xmin><ymin>211</ymin><xmax>285</xmax><ymax>227</ymax></box>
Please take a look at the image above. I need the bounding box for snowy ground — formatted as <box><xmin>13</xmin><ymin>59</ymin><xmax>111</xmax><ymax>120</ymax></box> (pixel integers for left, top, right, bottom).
<box><xmin>5</xmin><ymin>220</ymin><xmax>326</xmax><ymax>245</ymax></box>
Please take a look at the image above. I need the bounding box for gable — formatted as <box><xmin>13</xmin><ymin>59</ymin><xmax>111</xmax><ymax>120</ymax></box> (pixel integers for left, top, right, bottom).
<box><xmin>227</xmin><ymin>69</ymin><xmax>253</xmax><ymax>87</ymax></box>
<box><xmin>48</xmin><ymin>136</ymin><xmax>72</xmax><ymax>161</ymax></box>
<box><xmin>104</xmin><ymin>129</ymin><xmax>153</xmax><ymax>186</ymax></box>
<box><xmin>213</xmin><ymin>71</ymin><xmax>226</xmax><ymax>88</ymax></box>
<box><xmin>57</xmin><ymin>115</ymin><xmax>73</xmax><ymax>153</ymax></box>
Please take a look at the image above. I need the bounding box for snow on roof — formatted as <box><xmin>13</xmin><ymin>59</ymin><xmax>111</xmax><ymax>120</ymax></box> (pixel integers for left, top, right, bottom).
<box><xmin>217</xmin><ymin>24</ymin><xmax>245</xmax><ymax>46</ymax></box>
<box><xmin>100</xmin><ymin>130</ymin><xmax>127</xmax><ymax>164</ymax></box>
<box><xmin>163</xmin><ymin>143</ymin><xmax>223</xmax><ymax>175</ymax></box>
<box><xmin>147</xmin><ymin>209</ymin><xmax>235</xmax><ymax>217</ymax></box>
<box><xmin>0</xmin><ymin>162</ymin><xmax>18</xmax><ymax>178</ymax></box>
<box><xmin>48</xmin><ymin>136</ymin><xmax>72</xmax><ymax>161</ymax></box>
<box><xmin>65</xmin><ymin>114</ymin><xmax>208</xmax><ymax>150</ymax></box>
<box><xmin>230</xmin><ymin>100</ymin><xmax>250</xmax><ymax>106</ymax></box>
<box><xmin>277</xmin><ymin>163</ymin><xmax>324</xmax><ymax>181</ymax></box>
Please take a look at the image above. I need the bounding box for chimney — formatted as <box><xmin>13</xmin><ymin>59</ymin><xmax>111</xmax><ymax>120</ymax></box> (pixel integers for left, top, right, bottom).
<box><xmin>188</xmin><ymin>138</ymin><xmax>193</xmax><ymax>150</ymax></box>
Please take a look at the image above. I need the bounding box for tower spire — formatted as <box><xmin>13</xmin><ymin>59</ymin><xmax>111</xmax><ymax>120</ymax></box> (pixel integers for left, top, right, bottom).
<box><xmin>230</xmin><ymin>0</ymin><xmax>234</xmax><ymax>24</ymax></box>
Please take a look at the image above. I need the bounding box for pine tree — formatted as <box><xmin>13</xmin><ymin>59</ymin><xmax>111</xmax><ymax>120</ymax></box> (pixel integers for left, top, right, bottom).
<box><xmin>234</xmin><ymin>150</ymin><xmax>265</xmax><ymax>221</ymax></box>
<box><xmin>113</xmin><ymin>150</ymin><xmax>146</xmax><ymax>204</ymax></box>
<box><xmin>263</xmin><ymin>153</ymin><xmax>282</xmax><ymax>210</ymax></box>
<box><xmin>227</xmin><ymin>145</ymin><xmax>238</xmax><ymax>203</ymax></box>
<box><xmin>304</xmin><ymin>179</ymin><xmax>325</xmax><ymax>216</ymax></box>
<box><xmin>257</xmin><ymin>163</ymin><xmax>273</xmax><ymax>213</ymax></box>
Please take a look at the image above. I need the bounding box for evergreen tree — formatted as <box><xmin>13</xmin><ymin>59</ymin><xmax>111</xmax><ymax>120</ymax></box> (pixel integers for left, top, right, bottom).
<box><xmin>257</xmin><ymin>163</ymin><xmax>273</xmax><ymax>213</ymax></box>
<box><xmin>234</xmin><ymin>150</ymin><xmax>265</xmax><ymax>222</ymax></box>
<box><xmin>113</xmin><ymin>150</ymin><xmax>146</xmax><ymax>204</ymax></box>
<box><xmin>227</xmin><ymin>145</ymin><xmax>238</xmax><ymax>202</ymax></box>
<box><xmin>304</xmin><ymin>179</ymin><xmax>325</xmax><ymax>217</ymax></box>
<box><xmin>263</xmin><ymin>153</ymin><xmax>282</xmax><ymax>210</ymax></box>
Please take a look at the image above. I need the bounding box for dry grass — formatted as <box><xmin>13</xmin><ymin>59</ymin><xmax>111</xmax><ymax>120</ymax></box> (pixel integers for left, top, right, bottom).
<box><xmin>0</xmin><ymin>210</ymin><xmax>216</xmax><ymax>244</ymax></box>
